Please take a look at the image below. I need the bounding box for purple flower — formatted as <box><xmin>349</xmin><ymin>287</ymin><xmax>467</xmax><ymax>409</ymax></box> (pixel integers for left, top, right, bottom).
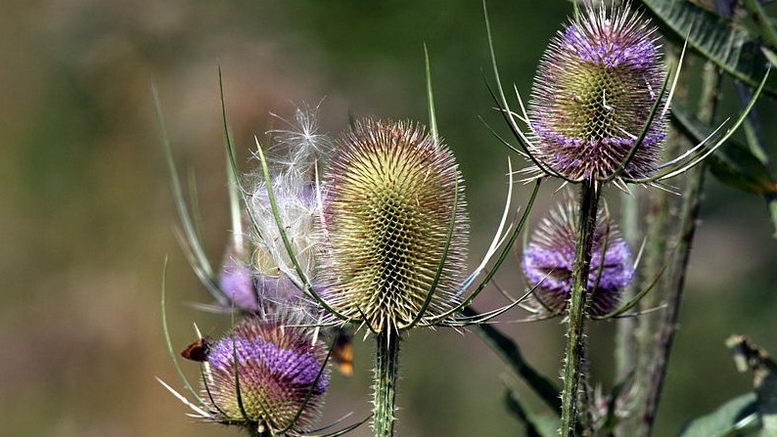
<box><xmin>522</xmin><ymin>203</ymin><xmax>634</xmax><ymax>317</ymax></box>
<box><xmin>219</xmin><ymin>252</ymin><xmax>259</xmax><ymax>311</ymax></box>
<box><xmin>202</xmin><ymin>316</ymin><xmax>329</xmax><ymax>432</ymax></box>
<box><xmin>528</xmin><ymin>4</ymin><xmax>666</xmax><ymax>181</ymax></box>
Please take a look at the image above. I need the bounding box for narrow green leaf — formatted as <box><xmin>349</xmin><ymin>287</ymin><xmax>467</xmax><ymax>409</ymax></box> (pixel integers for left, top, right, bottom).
<box><xmin>160</xmin><ymin>258</ymin><xmax>206</xmax><ymax>407</ymax></box>
<box><xmin>638</xmin><ymin>0</ymin><xmax>777</xmax><ymax>97</ymax></box>
<box><xmin>765</xmin><ymin>48</ymin><xmax>777</xmax><ymax>69</ymax></box>
<box><xmin>423</xmin><ymin>43</ymin><xmax>439</xmax><ymax>146</ymax></box>
<box><xmin>671</xmin><ymin>106</ymin><xmax>775</xmax><ymax>195</ymax></box>
<box><xmin>671</xmin><ymin>105</ymin><xmax>777</xmax><ymax>236</ymax></box>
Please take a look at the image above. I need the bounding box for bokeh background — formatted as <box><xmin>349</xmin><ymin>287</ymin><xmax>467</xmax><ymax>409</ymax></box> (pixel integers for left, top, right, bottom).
<box><xmin>2</xmin><ymin>1</ymin><xmax>776</xmax><ymax>436</ymax></box>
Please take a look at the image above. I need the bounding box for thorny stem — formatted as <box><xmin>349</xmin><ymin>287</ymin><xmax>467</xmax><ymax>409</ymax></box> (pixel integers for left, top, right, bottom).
<box><xmin>620</xmin><ymin>43</ymin><xmax>689</xmax><ymax>437</ymax></box>
<box><xmin>638</xmin><ymin>61</ymin><xmax>723</xmax><ymax>437</ymax></box>
<box><xmin>619</xmin><ymin>44</ymin><xmax>687</xmax><ymax>390</ymax></box>
<box><xmin>373</xmin><ymin>331</ymin><xmax>400</xmax><ymax>437</ymax></box>
<box><xmin>559</xmin><ymin>182</ymin><xmax>601</xmax><ymax>437</ymax></box>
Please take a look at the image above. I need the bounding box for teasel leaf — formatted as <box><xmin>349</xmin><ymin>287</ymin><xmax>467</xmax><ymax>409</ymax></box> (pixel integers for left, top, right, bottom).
<box><xmin>677</xmin><ymin>336</ymin><xmax>777</xmax><ymax>436</ymax></box>
<box><xmin>671</xmin><ymin>105</ymin><xmax>777</xmax><ymax>236</ymax></box>
<box><xmin>638</xmin><ymin>0</ymin><xmax>777</xmax><ymax>97</ymax></box>
<box><xmin>743</xmin><ymin>0</ymin><xmax>777</xmax><ymax>49</ymax></box>
<box><xmin>677</xmin><ymin>393</ymin><xmax>760</xmax><ymax>437</ymax></box>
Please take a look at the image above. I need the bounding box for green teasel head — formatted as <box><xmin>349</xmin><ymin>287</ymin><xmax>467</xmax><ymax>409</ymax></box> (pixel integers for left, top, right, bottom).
<box><xmin>322</xmin><ymin>119</ymin><xmax>469</xmax><ymax>333</ymax></box>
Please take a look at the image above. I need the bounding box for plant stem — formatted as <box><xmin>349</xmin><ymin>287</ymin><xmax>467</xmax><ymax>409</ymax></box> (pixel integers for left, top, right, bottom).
<box><xmin>373</xmin><ymin>331</ymin><xmax>400</xmax><ymax>437</ymax></box>
<box><xmin>615</xmin><ymin>186</ymin><xmax>639</xmax><ymax>381</ymax></box>
<box><xmin>620</xmin><ymin>42</ymin><xmax>688</xmax><ymax>437</ymax></box>
<box><xmin>559</xmin><ymin>182</ymin><xmax>601</xmax><ymax>437</ymax></box>
<box><xmin>637</xmin><ymin>60</ymin><xmax>722</xmax><ymax>437</ymax></box>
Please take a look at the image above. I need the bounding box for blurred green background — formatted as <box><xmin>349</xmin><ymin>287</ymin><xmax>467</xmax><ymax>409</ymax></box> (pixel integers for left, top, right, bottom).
<box><xmin>2</xmin><ymin>1</ymin><xmax>776</xmax><ymax>436</ymax></box>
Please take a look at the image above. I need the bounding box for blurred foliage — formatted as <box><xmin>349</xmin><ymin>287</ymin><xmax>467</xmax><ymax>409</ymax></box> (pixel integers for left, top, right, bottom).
<box><xmin>1</xmin><ymin>1</ymin><xmax>776</xmax><ymax>436</ymax></box>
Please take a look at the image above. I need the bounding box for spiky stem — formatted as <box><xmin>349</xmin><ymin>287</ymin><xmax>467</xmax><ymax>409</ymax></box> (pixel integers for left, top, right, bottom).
<box><xmin>637</xmin><ymin>60</ymin><xmax>722</xmax><ymax>437</ymax></box>
<box><xmin>373</xmin><ymin>331</ymin><xmax>400</xmax><ymax>437</ymax></box>
<box><xmin>559</xmin><ymin>182</ymin><xmax>601</xmax><ymax>437</ymax></box>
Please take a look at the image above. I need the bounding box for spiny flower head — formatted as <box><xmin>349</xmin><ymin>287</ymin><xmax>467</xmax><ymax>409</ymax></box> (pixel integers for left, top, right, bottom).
<box><xmin>322</xmin><ymin>119</ymin><xmax>469</xmax><ymax>333</ymax></box>
<box><xmin>202</xmin><ymin>315</ymin><xmax>329</xmax><ymax>432</ymax></box>
<box><xmin>529</xmin><ymin>2</ymin><xmax>666</xmax><ymax>181</ymax></box>
<box><xmin>522</xmin><ymin>202</ymin><xmax>634</xmax><ymax>317</ymax></box>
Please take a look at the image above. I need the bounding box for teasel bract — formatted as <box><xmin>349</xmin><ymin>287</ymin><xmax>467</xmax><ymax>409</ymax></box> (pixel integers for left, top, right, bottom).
<box><xmin>522</xmin><ymin>202</ymin><xmax>634</xmax><ymax>318</ymax></box>
<box><xmin>483</xmin><ymin>0</ymin><xmax>768</xmax><ymax>434</ymax></box>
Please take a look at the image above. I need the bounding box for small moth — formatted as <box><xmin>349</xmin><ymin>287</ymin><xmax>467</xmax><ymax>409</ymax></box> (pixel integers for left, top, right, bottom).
<box><xmin>181</xmin><ymin>337</ymin><xmax>212</xmax><ymax>362</ymax></box>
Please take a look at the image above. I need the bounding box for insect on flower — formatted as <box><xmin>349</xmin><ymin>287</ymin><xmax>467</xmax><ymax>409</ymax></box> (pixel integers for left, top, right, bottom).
<box><xmin>180</xmin><ymin>337</ymin><xmax>212</xmax><ymax>362</ymax></box>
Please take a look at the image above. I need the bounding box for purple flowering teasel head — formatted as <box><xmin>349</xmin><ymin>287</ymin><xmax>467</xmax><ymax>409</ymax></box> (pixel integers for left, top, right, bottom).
<box><xmin>201</xmin><ymin>314</ymin><xmax>329</xmax><ymax>433</ymax></box>
<box><xmin>522</xmin><ymin>202</ymin><xmax>634</xmax><ymax>317</ymax></box>
<box><xmin>528</xmin><ymin>2</ymin><xmax>667</xmax><ymax>182</ymax></box>
<box><xmin>321</xmin><ymin>119</ymin><xmax>469</xmax><ymax>333</ymax></box>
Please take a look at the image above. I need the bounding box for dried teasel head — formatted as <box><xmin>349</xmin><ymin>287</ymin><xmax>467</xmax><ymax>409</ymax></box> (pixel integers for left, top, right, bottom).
<box><xmin>528</xmin><ymin>2</ymin><xmax>666</xmax><ymax>182</ymax></box>
<box><xmin>322</xmin><ymin>119</ymin><xmax>469</xmax><ymax>333</ymax></box>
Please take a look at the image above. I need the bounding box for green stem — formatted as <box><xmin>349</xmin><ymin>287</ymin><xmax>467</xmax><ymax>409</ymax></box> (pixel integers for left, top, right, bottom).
<box><xmin>622</xmin><ymin>42</ymin><xmax>688</xmax><ymax>437</ymax></box>
<box><xmin>373</xmin><ymin>331</ymin><xmax>400</xmax><ymax>437</ymax></box>
<box><xmin>637</xmin><ymin>60</ymin><xmax>723</xmax><ymax>437</ymax></box>
<box><xmin>615</xmin><ymin>187</ymin><xmax>639</xmax><ymax>381</ymax></box>
<box><xmin>559</xmin><ymin>182</ymin><xmax>601</xmax><ymax>437</ymax></box>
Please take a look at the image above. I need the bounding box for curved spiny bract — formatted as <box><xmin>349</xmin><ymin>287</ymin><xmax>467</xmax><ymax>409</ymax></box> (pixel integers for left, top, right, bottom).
<box><xmin>528</xmin><ymin>3</ymin><xmax>667</xmax><ymax>182</ymax></box>
<box><xmin>322</xmin><ymin>119</ymin><xmax>469</xmax><ymax>333</ymax></box>
<box><xmin>522</xmin><ymin>202</ymin><xmax>634</xmax><ymax>317</ymax></box>
<box><xmin>202</xmin><ymin>315</ymin><xmax>329</xmax><ymax>433</ymax></box>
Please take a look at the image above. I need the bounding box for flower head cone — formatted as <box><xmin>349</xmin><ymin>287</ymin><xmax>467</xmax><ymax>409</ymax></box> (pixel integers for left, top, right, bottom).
<box><xmin>528</xmin><ymin>2</ymin><xmax>667</xmax><ymax>181</ymax></box>
<box><xmin>202</xmin><ymin>315</ymin><xmax>329</xmax><ymax>432</ymax></box>
<box><xmin>522</xmin><ymin>202</ymin><xmax>634</xmax><ymax>317</ymax></box>
<box><xmin>322</xmin><ymin>119</ymin><xmax>469</xmax><ymax>333</ymax></box>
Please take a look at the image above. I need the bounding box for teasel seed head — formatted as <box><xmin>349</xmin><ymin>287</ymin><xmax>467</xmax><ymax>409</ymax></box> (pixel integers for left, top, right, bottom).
<box><xmin>529</xmin><ymin>2</ymin><xmax>666</xmax><ymax>181</ymax></box>
<box><xmin>202</xmin><ymin>315</ymin><xmax>329</xmax><ymax>432</ymax></box>
<box><xmin>322</xmin><ymin>119</ymin><xmax>469</xmax><ymax>333</ymax></box>
<box><xmin>522</xmin><ymin>202</ymin><xmax>634</xmax><ymax>317</ymax></box>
